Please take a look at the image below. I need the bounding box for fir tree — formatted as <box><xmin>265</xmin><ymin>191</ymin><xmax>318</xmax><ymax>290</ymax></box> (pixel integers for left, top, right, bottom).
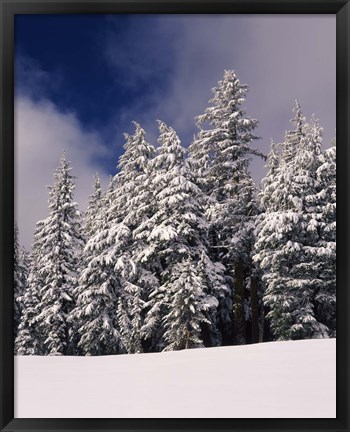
<box><xmin>72</xmin><ymin>123</ymin><xmax>156</xmax><ymax>355</ymax></box>
<box><xmin>312</xmin><ymin>139</ymin><xmax>336</xmax><ymax>335</ymax></box>
<box><xmin>197</xmin><ymin>251</ymin><xmax>227</xmax><ymax>346</ymax></box>
<box><xmin>83</xmin><ymin>173</ymin><xmax>102</xmax><ymax>239</ymax></box>
<box><xmin>162</xmin><ymin>259</ymin><xmax>214</xmax><ymax>351</ymax></box>
<box><xmin>36</xmin><ymin>153</ymin><xmax>83</xmax><ymax>355</ymax></box>
<box><xmin>15</xmin><ymin>221</ymin><xmax>45</xmax><ymax>355</ymax></box>
<box><xmin>140</xmin><ymin>121</ymin><xmax>225</xmax><ymax>350</ymax></box>
<box><xmin>14</xmin><ymin>225</ymin><xmax>28</xmax><ymax>340</ymax></box>
<box><xmin>69</xmin><ymin>178</ymin><xmax>122</xmax><ymax>356</ymax></box>
<box><xmin>107</xmin><ymin>123</ymin><xmax>157</xmax><ymax>353</ymax></box>
<box><xmin>189</xmin><ymin>70</ymin><xmax>264</xmax><ymax>344</ymax></box>
<box><xmin>255</xmin><ymin>103</ymin><xmax>331</xmax><ymax>340</ymax></box>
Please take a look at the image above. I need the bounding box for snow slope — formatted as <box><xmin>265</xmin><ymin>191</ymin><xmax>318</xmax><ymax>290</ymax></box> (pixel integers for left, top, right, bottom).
<box><xmin>14</xmin><ymin>338</ymin><xmax>336</xmax><ymax>418</ymax></box>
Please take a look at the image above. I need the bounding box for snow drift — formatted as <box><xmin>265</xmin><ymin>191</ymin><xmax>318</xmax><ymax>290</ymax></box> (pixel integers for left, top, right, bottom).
<box><xmin>15</xmin><ymin>338</ymin><xmax>336</xmax><ymax>418</ymax></box>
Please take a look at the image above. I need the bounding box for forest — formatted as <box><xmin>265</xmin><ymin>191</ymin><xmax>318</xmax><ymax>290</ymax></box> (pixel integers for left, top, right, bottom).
<box><xmin>14</xmin><ymin>70</ymin><xmax>336</xmax><ymax>356</ymax></box>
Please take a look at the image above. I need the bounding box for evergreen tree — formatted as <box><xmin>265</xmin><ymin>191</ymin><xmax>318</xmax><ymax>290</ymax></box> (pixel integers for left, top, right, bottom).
<box><xmin>162</xmin><ymin>259</ymin><xmax>214</xmax><ymax>351</ymax></box>
<box><xmin>83</xmin><ymin>173</ymin><xmax>102</xmax><ymax>239</ymax></box>
<box><xmin>106</xmin><ymin>123</ymin><xmax>157</xmax><ymax>353</ymax></box>
<box><xmin>14</xmin><ymin>225</ymin><xmax>28</xmax><ymax>340</ymax></box>
<box><xmin>140</xmin><ymin>121</ymin><xmax>225</xmax><ymax>350</ymax></box>
<box><xmin>312</xmin><ymin>139</ymin><xmax>336</xmax><ymax>335</ymax></box>
<box><xmin>197</xmin><ymin>251</ymin><xmax>227</xmax><ymax>346</ymax></box>
<box><xmin>68</xmin><ymin>174</ymin><xmax>106</xmax><ymax>355</ymax></box>
<box><xmin>69</xmin><ymin>177</ymin><xmax>122</xmax><ymax>356</ymax></box>
<box><xmin>72</xmin><ymin>123</ymin><xmax>156</xmax><ymax>355</ymax></box>
<box><xmin>36</xmin><ymin>153</ymin><xmax>83</xmax><ymax>355</ymax></box>
<box><xmin>189</xmin><ymin>70</ymin><xmax>264</xmax><ymax>344</ymax></box>
<box><xmin>15</xmin><ymin>221</ymin><xmax>45</xmax><ymax>355</ymax></box>
<box><xmin>255</xmin><ymin>103</ymin><xmax>331</xmax><ymax>340</ymax></box>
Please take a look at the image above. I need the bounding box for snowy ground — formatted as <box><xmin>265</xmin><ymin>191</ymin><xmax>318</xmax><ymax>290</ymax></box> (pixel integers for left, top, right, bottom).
<box><xmin>14</xmin><ymin>338</ymin><xmax>336</xmax><ymax>418</ymax></box>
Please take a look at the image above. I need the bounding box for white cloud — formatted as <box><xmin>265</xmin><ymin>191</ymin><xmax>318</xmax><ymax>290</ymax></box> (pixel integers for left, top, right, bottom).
<box><xmin>105</xmin><ymin>15</ymin><xmax>336</xmax><ymax>183</ymax></box>
<box><xmin>15</xmin><ymin>96</ymin><xmax>110</xmax><ymax>249</ymax></box>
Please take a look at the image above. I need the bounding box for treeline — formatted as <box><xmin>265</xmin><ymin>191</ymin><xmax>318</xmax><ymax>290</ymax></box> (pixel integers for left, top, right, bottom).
<box><xmin>14</xmin><ymin>70</ymin><xmax>336</xmax><ymax>356</ymax></box>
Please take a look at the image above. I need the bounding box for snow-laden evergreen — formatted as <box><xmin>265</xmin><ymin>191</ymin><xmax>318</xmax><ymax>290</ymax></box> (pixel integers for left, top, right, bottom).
<box><xmin>162</xmin><ymin>259</ymin><xmax>215</xmax><ymax>351</ymax></box>
<box><xmin>14</xmin><ymin>225</ymin><xmax>28</xmax><ymax>340</ymax></box>
<box><xmin>189</xmin><ymin>70</ymin><xmax>264</xmax><ymax>344</ymax></box>
<box><xmin>254</xmin><ymin>103</ymin><xmax>335</xmax><ymax>340</ymax></box>
<box><xmin>111</xmin><ymin>123</ymin><xmax>158</xmax><ymax>353</ymax></box>
<box><xmin>312</xmin><ymin>139</ymin><xmax>336</xmax><ymax>335</ymax></box>
<box><xmin>83</xmin><ymin>173</ymin><xmax>102</xmax><ymax>239</ymax></box>
<box><xmin>69</xmin><ymin>177</ymin><xmax>122</xmax><ymax>355</ymax></box>
<box><xmin>189</xmin><ymin>70</ymin><xmax>262</xmax><ymax>195</ymax></box>
<box><xmin>71</xmin><ymin>123</ymin><xmax>157</xmax><ymax>354</ymax></box>
<box><xmin>68</xmin><ymin>173</ymin><xmax>111</xmax><ymax>356</ymax></box>
<box><xmin>137</xmin><ymin>121</ymin><xmax>226</xmax><ymax>351</ymax></box>
<box><xmin>35</xmin><ymin>153</ymin><xmax>84</xmax><ymax>355</ymax></box>
<box><xmin>15</xmin><ymin>221</ymin><xmax>45</xmax><ymax>355</ymax></box>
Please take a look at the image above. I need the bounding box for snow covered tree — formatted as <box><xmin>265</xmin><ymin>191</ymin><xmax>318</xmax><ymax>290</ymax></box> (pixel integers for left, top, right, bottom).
<box><xmin>69</xmin><ymin>178</ymin><xmax>122</xmax><ymax>356</ymax></box>
<box><xmin>116</xmin><ymin>260</ymin><xmax>144</xmax><ymax>354</ymax></box>
<box><xmin>68</xmin><ymin>174</ymin><xmax>116</xmax><ymax>356</ymax></box>
<box><xmin>254</xmin><ymin>103</ymin><xmax>333</xmax><ymax>340</ymax></box>
<box><xmin>36</xmin><ymin>153</ymin><xmax>84</xmax><ymax>355</ymax></box>
<box><xmin>197</xmin><ymin>251</ymin><xmax>227</xmax><ymax>346</ymax></box>
<box><xmin>312</xmin><ymin>139</ymin><xmax>336</xmax><ymax>335</ymax></box>
<box><xmin>71</xmin><ymin>123</ymin><xmax>156</xmax><ymax>355</ymax></box>
<box><xmin>138</xmin><ymin>121</ymin><xmax>225</xmax><ymax>350</ymax></box>
<box><xmin>15</xmin><ymin>221</ymin><xmax>45</xmax><ymax>355</ymax></box>
<box><xmin>162</xmin><ymin>259</ymin><xmax>215</xmax><ymax>351</ymax></box>
<box><xmin>105</xmin><ymin>123</ymin><xmax>157</xmax><ymax>354</ymax></box>
<box><xmin>14</xmin><ymin>225</ymin><xmax>28</xmax><ymax>340</ymax></box>
<box><xmin>189</xmin><ymin>70</ymin><xmax>264</xmax><ymax>345</ymax></box>
<box><xmin>190</xmin><ymin>70</ymin><xmax>262</xmax><ymax>196</ymax></box>
<box><xmin>83</xmin><ymin>173</ymin><xmax>102</xmax><ymax>239</ymax></box>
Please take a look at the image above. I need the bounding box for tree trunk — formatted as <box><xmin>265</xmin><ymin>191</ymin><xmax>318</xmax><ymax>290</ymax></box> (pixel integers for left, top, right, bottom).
<box><xmin>233</xmin><ymin>258</ymin><xmax>245</xmax><ymax>344</ymax></box>
<box><xmin>259</xmin><ymin>306</ymin><xmax>265</xmax><ymax>343</ymax></box>
<box><xmin>250</xmin><ymin>270</ymin><xmax>259</xmax><ymax>344</ymax></box>
<box><xmin>184</xmin><ymin>328</ymin><xmax>190</xmax><ymax>350</ymax></box>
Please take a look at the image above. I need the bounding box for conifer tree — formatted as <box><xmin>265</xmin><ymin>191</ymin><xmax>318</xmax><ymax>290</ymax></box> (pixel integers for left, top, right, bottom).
<box><xmin>312</xmin><ymin>139</ymin><xmax>336</xmax><ymax>335</ymax></box>
<box><xmin>140</xmin><ymin>121</ymin><xmax>225</xmax><ymax>350</ymax></box>
<box><xmin>162</xmin><ymin>259</ymin><xmax>213</xmax><ymax>351</ymax></box>
<box><xmin>69</xmin><ymin>177</ymin><xmax>122</xmax><ymax>356</ymax></box>
<box><xmin>106</xmin><ymin>123</ymin><xmax>157</xmax><ymax>353</ymax></box>
<box><xmin>14</xmin><ymin>225</ymin><xmax>28</xmax><ymax>339</ymax></box>
<box><xmin>83</xmin><ymin>173</ymin><xmax>102</xmax><ymax>239</ymax></box>
<box><xmin>36</xmin><ymin>153</ymin><xmax>83</xmax><ymax>355</ymax></box>
<box><xmin>189</xmin><ymin>70</ymin><xmax>264</xmax><ymax>344</ymax></box>
<box><xmin>15</xmin><ymin>221</ymin><xmax>45</xmax><ymax>355</ymax></box>
<box><xmin>72</xmin><ymin>123</ymin><xmax>156</xmax><ymax>355</ymax></box>
<box><xmin>255</xmin><ymin>103</ymin><xmax>331</xmax><ymax>340</ymax></box>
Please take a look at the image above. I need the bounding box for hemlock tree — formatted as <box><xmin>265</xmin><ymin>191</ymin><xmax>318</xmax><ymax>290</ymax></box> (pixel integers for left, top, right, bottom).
<box><xmin>189</xmin><ymin>70</ymin><xmax>264</xmax><ymax>345</ymax></box>
<box><xmin>36</xmin><ymin>153</ymin><xmax>84</xmax><ymax>355</ymax></box>
<box><xmin>254</xmin><ymin>103</ymin><xmax>332</xmax><ymax>340</ymax></box>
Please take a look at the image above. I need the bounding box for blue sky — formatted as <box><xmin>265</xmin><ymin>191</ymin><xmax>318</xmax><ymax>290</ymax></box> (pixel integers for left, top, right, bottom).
<box><xmin>15</xmin><ymin>14</ymin><xmax>336</xmax><ymax>248</ymax></box>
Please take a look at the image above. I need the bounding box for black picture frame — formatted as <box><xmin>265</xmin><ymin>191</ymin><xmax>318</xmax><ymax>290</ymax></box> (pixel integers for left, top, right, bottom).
<box><xmin>1</xmin><ymin>0</ymin><xmax>348</xmax><ymax>431</ymax></box>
